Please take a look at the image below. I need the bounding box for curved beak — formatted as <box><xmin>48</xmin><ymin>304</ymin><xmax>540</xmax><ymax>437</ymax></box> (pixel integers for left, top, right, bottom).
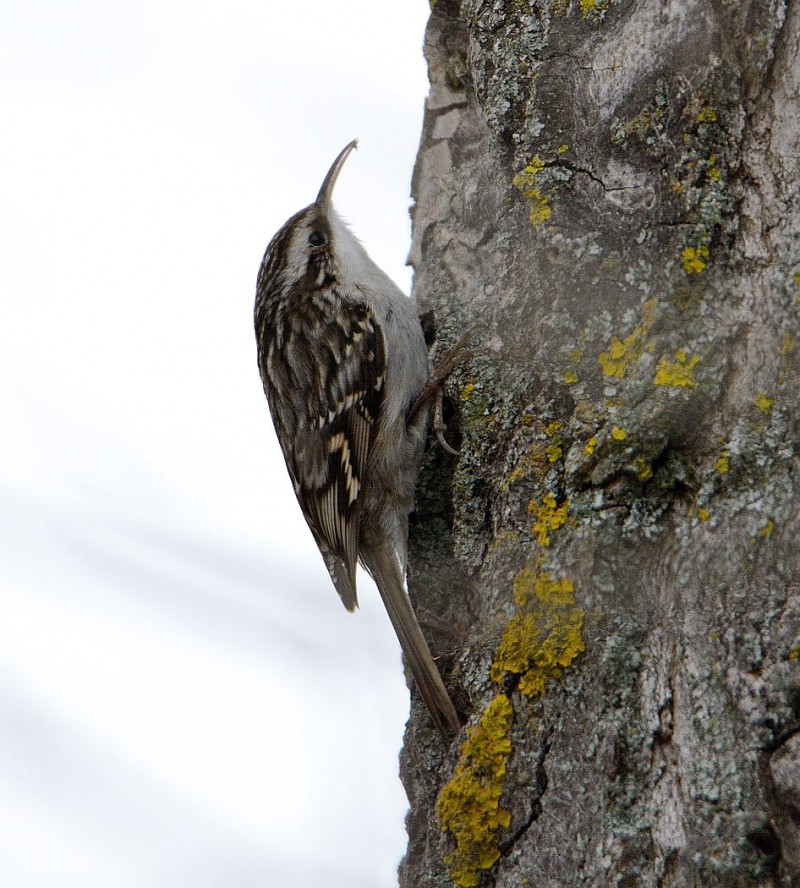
<box><xmin>316</xmin><ymin>139</ymin><xmax>358</xmax><ymax>211</ymax></box>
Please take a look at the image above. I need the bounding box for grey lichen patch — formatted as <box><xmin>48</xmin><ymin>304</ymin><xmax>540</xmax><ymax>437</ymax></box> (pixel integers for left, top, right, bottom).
<box><xmin>609</xmin><ymin>71</ymin><xmax>742</xmax><ymax>266</ymax></box>
<box><xmin>463</xmin><ymin>0</ymin><xmax>548</xmax><ymax>145</ymax></box>
<box><xmin>770</xmin><ymin>734</ymin><xmax>800</xmax><ymax>872</ymax></box>
<box><xmin>691</xmin><ymin>400</ymin><xmax>796</xmax><ymax>539</ymax></box>
<box><xmin>447</xmin><ymin>356</ymin><xmax>507</xmax><ymax>567</ymax></box>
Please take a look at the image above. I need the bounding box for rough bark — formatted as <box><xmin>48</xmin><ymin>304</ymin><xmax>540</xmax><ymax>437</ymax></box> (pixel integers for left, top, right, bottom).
<box><xmin>401</xmin><ymin>1</ymin><xmax>800</xmax><ymax>886</ymax></box>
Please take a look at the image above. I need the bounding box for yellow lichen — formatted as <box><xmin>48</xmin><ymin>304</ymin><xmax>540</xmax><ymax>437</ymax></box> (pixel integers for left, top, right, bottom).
<box><xmin>716</xmin><ymin>449</ymin><xmax>730</xmax><ymax>474</ymax></box>
<box><xmin>635</xmin><ymin>456</ymin><xmax>652</xmax><ymax>480</ymax></box>
<box><xmin>461</xmin><ymin>383</ymin><xmax>476</xmax><ymax>401</ymax></box>
<box><xmin>526</xmin><ymin>192</ymin><xmax>551</xmax><ymax>225</ymax></box>
<box><xmin>789</xmin><ymin>644</ymin><xmax>800</xmax><ymax>661</ymax></box>
<box><xmin>697</xmin><ymin>507</ymin><xmax>711</xmax><ymax>521</ymax></box>
<box><xmin>681</xmin><ymin>245</ymin><xmax>709</xmax><ymax>274</ymax></box>
<box><xmin>513</xmin><ymin>567</ymin><xmax>575</xmax><ymax>607</ymax></box>
<box><xmin>584</xmin><ymin>435</ymin><xmax>598</xmax><ymax>456</ymax></box>
<box><xmin>695</xmin><ymin>107</ymin><xmax>718</xmax><ymax>124</ymax></box>
<box><xmin>756</xmin><ymin>519</ymin><xmax>775</xmax><ymax>539</ymax></box>
<box><xmin>611</xmin><ymin>426</ymin><xmax>627</xmax><ymax>441</ymax></box>
<box><xmin>579</xmin><ymin>0</ymin><xmax>608</xmax><ymax>17</ymax></box>
<box><xmin>529</xmin><ymin>494</ymin><xmax>569</xmax><ymax>546</ymax></box>
<box><xmin>654</xmin><ymin>350</ymin><xmax>700</xmax><ymax>388</ymax></box>
<box><xmin>545</xmin><ymin>444</ymin><xmax>563</xmax><ymax>462</ymax></box>
<box><xmin>754</xmin><ymin>393</ymin><xmax>774</xmax><ymax>415</ymax></box>
<box><xmin>599</xmin><ymin>335</ymin><xmax>636</xmax><ymax>378</ymax></box>
<box><xmin>513</xmin><ymin>156</ymin><xmax>552</xmax><ymax>225</ymax></box>
<box><xmin>563</xmin><ymin>347</ymin><xmax>582</xmax><ymax>384</ymax></box>
<box><xmin>794</xmin><ymin>271</ymin><xmax>800</xmax><ymax>301</ymax></box>
<box><xmin>598</xmin><ymin>300</ymin><xmax>658</xmax><ymax>378</ymax></box>
<box><xmin>543</xmin><ymin>422</ymin><xmax>564</xmax><ymax>463</ymax></box>
<box><xmin>600</xmin><ymin>337</ymin><xmax>626</xmax><ymax>375</ymax></box>
<box><xmin>556</xmin><ymin>143</ymin><xmax>569</xmax><ymax>154</ymax></box>
<box><xmin>492</xmin><ymin>568</ymin><xmax>585</xmax><ymax>697</ymax></box>
<box><xmin>504</xmin><ymin>433</ymin><xmax>563</xmax><ymax>490</ymax></box>
<box><xmin>505</xmin><ymin>467</ymin><xmax>526</xmax><ymax>488</ymax></box>
<box><xmin>436</xmin><ymin>695</ymin><xmax>513</xmax><ymax>888</ymax></box>
<box><xmin>781</xmin><ymin>333</ymin><xmax>795</xmax><ymax>356</ymax></box>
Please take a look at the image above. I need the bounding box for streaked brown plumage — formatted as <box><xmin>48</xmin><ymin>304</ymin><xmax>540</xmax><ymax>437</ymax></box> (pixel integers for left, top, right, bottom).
<box><xmin>254</xmin><ymin>141</ymin><xmax>460</xmax><ymax>738</ymax></box>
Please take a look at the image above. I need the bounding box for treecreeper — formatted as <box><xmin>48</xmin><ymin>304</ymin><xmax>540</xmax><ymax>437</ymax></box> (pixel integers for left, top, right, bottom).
<box><xmin>253</xmin><ymin>140</ymin><xmax>461</xmax><ymax>739</ymax></box>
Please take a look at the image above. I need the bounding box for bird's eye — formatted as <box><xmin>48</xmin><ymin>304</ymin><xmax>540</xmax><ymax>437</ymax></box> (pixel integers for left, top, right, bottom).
<box><xmin>308</xmin><ymin>231</ymin><xmax>325</xmax><ymax>247</ymax></box>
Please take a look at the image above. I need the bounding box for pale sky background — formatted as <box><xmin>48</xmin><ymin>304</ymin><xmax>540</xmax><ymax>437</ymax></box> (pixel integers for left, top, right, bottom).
<box><xmin>0</xmin><ymin>2</ymin><xmax>432</xmax><ymax>885</ymax></box>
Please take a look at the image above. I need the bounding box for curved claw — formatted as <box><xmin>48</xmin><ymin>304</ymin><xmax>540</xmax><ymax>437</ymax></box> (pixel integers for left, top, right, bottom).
<box><xmin>436</xmin><ymin>426</ymin><xmax>460</xmax><ymax>456</ymax></box>
<box><xmin>434</xmin><ymin>387</ymin><xmax>460</xmax><ymax>455</ymax></box>
<box><xmin>407</xmin><ymin>331</ymin><xmax>471</xmax><ymax>455</ymax></box>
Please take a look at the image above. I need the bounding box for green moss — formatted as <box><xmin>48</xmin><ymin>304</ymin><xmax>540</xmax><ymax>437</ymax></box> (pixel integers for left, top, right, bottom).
<box><xmin>612</xmin><ymin>78</ymin><xmax>735</xmax><ymax>261</ymax></box>
<box><xmin>436</xmin><ymin>695</ymin><xmax>514</xmax><ymax>887</ymax></box>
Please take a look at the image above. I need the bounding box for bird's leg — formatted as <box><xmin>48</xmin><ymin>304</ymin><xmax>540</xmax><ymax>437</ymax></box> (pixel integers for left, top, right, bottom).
<box><xmin>408</xmin><ymin>333</ymin><xmax>471</xmax><ymax>455</ymax></box>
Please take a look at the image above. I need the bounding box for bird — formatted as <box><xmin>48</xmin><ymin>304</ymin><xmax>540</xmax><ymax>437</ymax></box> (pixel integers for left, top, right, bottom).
<box><xmin>254</xmin><ymin>140</ymin><xmax>461</xmax><ymax>739</ymax></box>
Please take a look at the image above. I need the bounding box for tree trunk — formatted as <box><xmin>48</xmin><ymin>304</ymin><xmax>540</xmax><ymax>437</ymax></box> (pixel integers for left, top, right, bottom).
<box><xmin>401</xmin><ymin>1</ymin><xmax>800</xmax><ymax>885</ymax></box>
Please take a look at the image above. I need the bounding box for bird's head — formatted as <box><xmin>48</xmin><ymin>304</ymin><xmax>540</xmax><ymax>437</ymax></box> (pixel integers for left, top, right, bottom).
<box><xmin>257</xmin><ymin>140</ymin><xmax>362</xmax><ymax>296</ymax></box>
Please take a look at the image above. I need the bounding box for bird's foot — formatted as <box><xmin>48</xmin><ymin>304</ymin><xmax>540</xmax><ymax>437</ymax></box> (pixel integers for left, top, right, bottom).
<box><xmin>408</xmin><ymin>333</ymin><xmax>471</xmax><ymax>455</ymax></box>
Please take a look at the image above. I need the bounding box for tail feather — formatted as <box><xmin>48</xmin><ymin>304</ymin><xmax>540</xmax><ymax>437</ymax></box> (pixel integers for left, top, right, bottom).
<box><xmin>322</xmin><ymin>549</ymin><xmax>359</xmax><ymax>612</ymax></box>
<box><xmin>364</xmin><ymin>548</ymin><xmax>460</xmax><ymax>739</ymax></box>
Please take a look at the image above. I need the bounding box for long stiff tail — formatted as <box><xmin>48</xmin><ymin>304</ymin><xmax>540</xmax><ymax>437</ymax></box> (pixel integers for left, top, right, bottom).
<box><xmin>365</xmin><ymin>548</ymin><xmax>461</xmax><ymax>739</ymax></box>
